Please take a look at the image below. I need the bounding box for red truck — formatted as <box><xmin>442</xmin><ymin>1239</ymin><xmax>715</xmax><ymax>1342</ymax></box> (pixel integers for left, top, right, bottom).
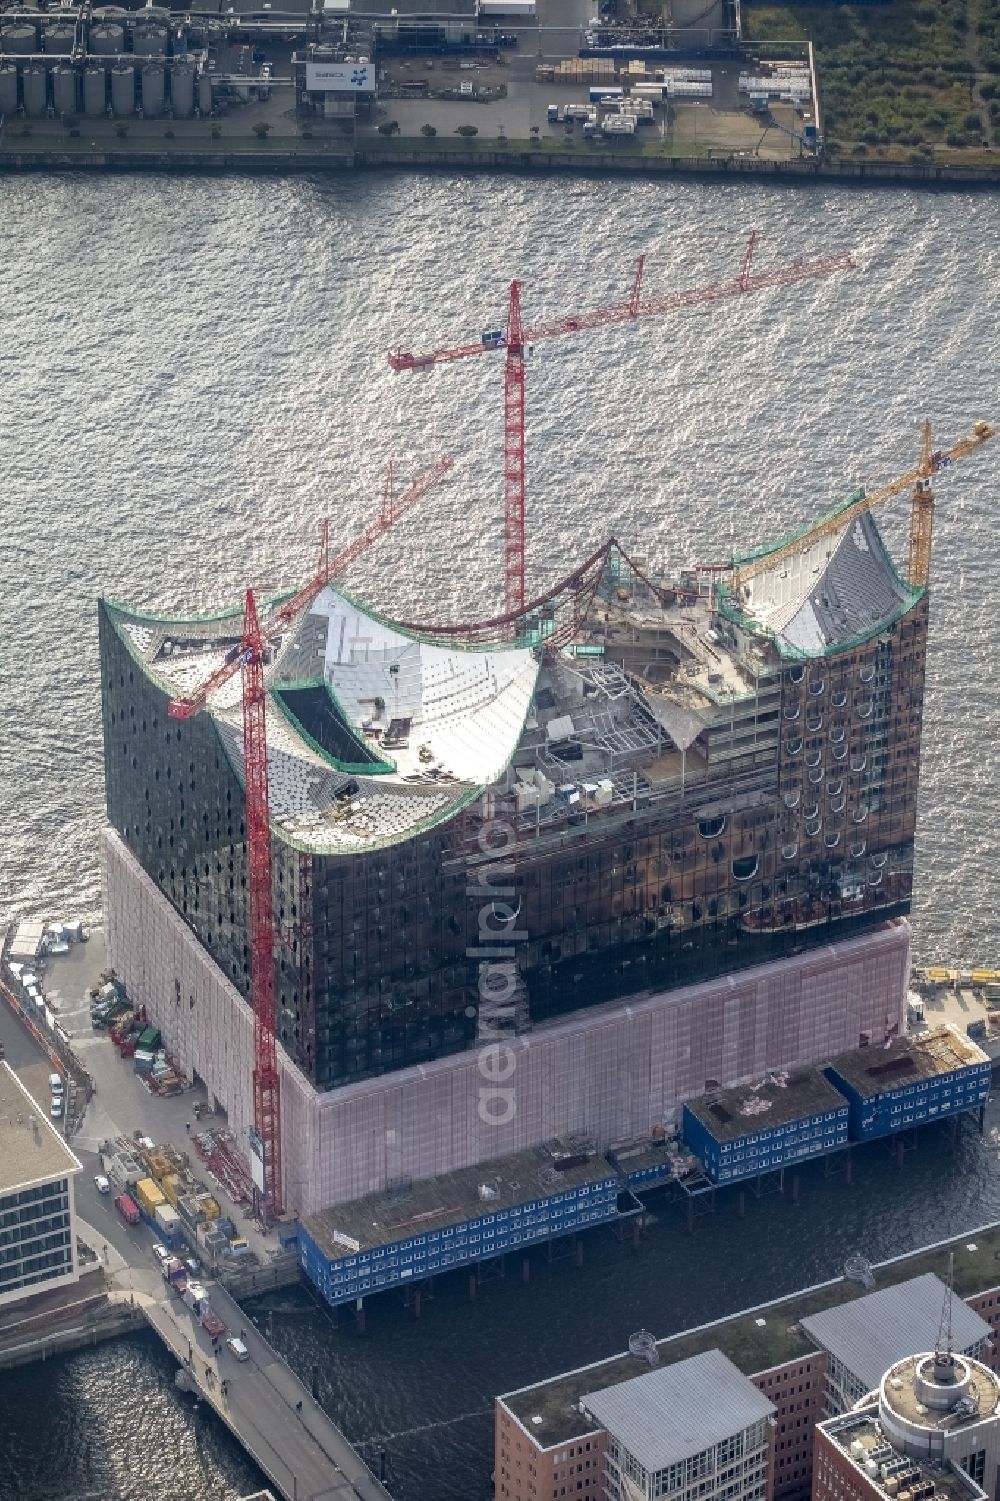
<box><xmin>114</xmin><ymin>1192</ymin><xmax>140</xmax><ymax>1225</ymax></box>
<box><xmin>200</xmin><ymin>1308</ymin><xmax>226</xmax><ymax>1338</ymax></box>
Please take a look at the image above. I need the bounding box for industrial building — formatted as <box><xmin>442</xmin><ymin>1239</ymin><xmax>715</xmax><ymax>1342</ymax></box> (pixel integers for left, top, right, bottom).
<box><xmin>0</xmin><ymin>1062</ymin><xmax>82</xmax><ymax>1310</ymax></box>
<box><xmin>495</xmin><ymin>1269</ymin><xmax>996</xmax><ymax>1501</ymax></box>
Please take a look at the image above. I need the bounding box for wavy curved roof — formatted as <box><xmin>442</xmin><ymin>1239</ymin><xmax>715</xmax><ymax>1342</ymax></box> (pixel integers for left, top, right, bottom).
<box><xmin>722</xmin><ymin>510</ymin><xmax>922</xmax><ymax>658</ymax></box>
<box><xmin>106</xmin><ymin>583</ymin><xmax>540</xmax><ymax>852</ymax></box>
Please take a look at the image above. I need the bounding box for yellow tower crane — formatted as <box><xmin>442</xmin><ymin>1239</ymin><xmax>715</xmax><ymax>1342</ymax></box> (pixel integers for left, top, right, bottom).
<box><xmin>730</xmin><ymin>419</ymin><xmax>995</xmax><ymax>592</ymax></box>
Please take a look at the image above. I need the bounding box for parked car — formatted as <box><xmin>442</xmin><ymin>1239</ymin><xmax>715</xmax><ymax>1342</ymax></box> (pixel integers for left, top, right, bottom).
<box><xmin>151</xmin><ymin>1242</ymin><xmax>170</xmax><ymax>1267</ymax></box>
<box><xmin>49</xmin><ymin>1071</ymin><xmax>63</xmax><ymax>1097</ymax></box>
<box><xmin>184</xmin><ymin>1256</ymin><xmax>202</xmax><ymax>1277</ymax></box>
<box><xmin>50</xmin><ymin>1097</ymin><xmax>63</xmax><ymax>1118</ymax></box>
<box><xmin>94</xmin><ymin>1174</ymin><xmax>111</xmax><ymax>1194</ymax></box>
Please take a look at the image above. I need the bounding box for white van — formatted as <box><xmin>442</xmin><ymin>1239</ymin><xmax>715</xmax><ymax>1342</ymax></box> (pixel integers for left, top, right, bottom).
<box><xmin>49</xmin><ymin>1072</ymin><xmax>63</xmax><ymax>1097</ymax></box>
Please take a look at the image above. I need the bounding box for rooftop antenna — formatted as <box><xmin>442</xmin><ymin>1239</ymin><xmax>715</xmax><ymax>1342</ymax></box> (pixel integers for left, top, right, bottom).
<box><xmin>934</xmin><ymin>1250</ymin><xmax>956</xmax><ymax>1377</ymax></box>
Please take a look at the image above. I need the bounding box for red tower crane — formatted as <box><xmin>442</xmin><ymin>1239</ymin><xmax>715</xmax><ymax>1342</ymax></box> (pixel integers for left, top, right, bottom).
<box><xmin>240</xmin><ymin>586</ymin><xmax>284</xmax><ymax>1223</ymax></box>
<box><xmin>389</xmin><ymin>231</ymin><xmax>856</xmax><ymax>620</ymax></box>
<box><xmin>168</xmin><ymin>456</ymin><xmax>453</xmax><ymax>722</ymax></box>
<box><xmin>166</xmin><ymin>457</ymin><xmax>452</xmax><ymax>1225</ymax></box>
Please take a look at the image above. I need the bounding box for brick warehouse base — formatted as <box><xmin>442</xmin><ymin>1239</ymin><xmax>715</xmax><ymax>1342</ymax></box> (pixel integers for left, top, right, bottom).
<box><xmin>101</xmin><ymin>827</ymin><xmax>912</xmax><ymax>1217</ymax></box>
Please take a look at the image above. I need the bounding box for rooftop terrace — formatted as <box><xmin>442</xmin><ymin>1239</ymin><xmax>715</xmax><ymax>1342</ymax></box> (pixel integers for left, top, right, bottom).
<box><xmin>500</xmin><ymin>1222</ymin><xmax>1000</xmax><ymax>1449</ymax></box>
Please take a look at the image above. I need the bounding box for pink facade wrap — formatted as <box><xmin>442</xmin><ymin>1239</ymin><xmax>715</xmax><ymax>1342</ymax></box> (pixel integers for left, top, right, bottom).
<box><xmin>101</xmin><ymin>827</ymin><xmax>911</xmax><ymax>1217</ymax></box>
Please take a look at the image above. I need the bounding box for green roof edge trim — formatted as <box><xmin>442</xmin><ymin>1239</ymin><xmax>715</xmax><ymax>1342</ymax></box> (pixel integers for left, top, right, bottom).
<box><xmin>730</xmin><ymin>490</ymin><xmax>868</xmax><ymax>569</ymax></box>
<box><xmin>271</xmin><ymin>679</ymin><xmax>397</xmax><ymax>777</ymax></box>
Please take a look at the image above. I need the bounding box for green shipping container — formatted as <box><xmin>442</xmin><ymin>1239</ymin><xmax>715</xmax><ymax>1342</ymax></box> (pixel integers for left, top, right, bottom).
<box><xmin>138</xmin><ymin>1027</ymin><xmax>161</xmax><ymax>1051</ymax></box>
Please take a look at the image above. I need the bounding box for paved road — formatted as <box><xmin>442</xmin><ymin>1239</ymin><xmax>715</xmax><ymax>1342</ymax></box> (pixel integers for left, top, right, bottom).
<box><xmin>142</xmin><ymin>1277</ymin><xmax>390</xmax><ymax>1501</ymax></box>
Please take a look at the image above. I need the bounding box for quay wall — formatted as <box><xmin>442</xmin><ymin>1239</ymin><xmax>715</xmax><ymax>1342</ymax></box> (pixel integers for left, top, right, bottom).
<box><xmin>2</xmin><ymin>143</ymin><xmax>1000</xmax><ymax>189</ymax></box>
<box><xmin>101</xmin><ymin>827</ymin><xmax>911</xmax><ymax>1216</ymax></box>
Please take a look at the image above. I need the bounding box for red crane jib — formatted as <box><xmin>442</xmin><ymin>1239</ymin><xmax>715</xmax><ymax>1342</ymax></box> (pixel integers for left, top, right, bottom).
<box><xmin>166</xmin><ymin>456</ymin><xmax>452</xmax><ymax>721</ymax></box>
<box><xmin>386</xmin><ymin>249</ymin><xmax>856</xmax><ymax>370</ymax></box>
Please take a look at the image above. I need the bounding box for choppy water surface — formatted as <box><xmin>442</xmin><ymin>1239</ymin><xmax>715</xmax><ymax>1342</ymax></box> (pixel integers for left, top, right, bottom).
<box><xmin>0</xmin><ymin>172</ymin><xmax>998</xmax><ymax>1501</ymax></box>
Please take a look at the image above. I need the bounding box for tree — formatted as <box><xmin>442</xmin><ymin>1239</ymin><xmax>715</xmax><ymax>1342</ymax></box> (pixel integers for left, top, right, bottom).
<box><xmin>421</xmin><ymin>123</ymin><xmax>437</xmax><ymax>137</ymax></box>
<box><xmin>454</xmin><ymin>123</ymin><xmax>478</xmax><ymax>137</ymax></box>
<box><xmin>377</xmin><ymin>120</ymin><xmax>400</xmax><ymax>136</ymax></box>
<box><xmin>253</xmin><ymin>121</ymin><xmax>271</xmax><ymax>139</ymax></box>
<box><xmin>210</xmin><ymin>123</ymin><xmax>221</xmax><ymax>139</ymax></box>
<box><xmin>114</xmin><ymin>122</ymin><xmax>127</xmax><ymax>138</ymax></box>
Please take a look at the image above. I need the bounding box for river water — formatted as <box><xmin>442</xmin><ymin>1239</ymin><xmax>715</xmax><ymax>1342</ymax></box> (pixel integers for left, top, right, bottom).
<box><xmin>0</xmin><ymin>171</ymin><xmax>998</xmax><ymax>1500</ymax></box>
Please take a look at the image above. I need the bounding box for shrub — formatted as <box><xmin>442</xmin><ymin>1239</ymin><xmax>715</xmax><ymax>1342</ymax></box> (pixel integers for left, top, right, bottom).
<box><xmin>114</xmin><ymin>122</ymin><xmax>127</xmax><ymax>138</ymax></box>
<box><xmin>454</xmin><ymin>123</ymin><xmax>478</xmax><ymax>137</ymax></box>
<box><xmin>964</xmin><ymin>111</ymin><xmax>982</xmax><ymax>131</ymax></box>
<box><xmin>164</xmin><ymin>128</ymin><xmax>175</xmax><ymax>139</ymax></box>
<box><xmin>420</xmin><ymin>123</ymin><xmax>437</xmax><ymax>136</ymax></box>
<box><xmin>377</xmin><ymin>120</ymin><xmax>400</xmax><ymax>136</ymax></box>
<box><xmin>253</xmin><ymin>121</ymin><xmax>271</xmax><ymax>139</ymax></box>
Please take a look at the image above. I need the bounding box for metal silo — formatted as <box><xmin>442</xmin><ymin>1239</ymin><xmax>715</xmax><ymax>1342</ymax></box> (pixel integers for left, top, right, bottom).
<box><xmin>83</xmin><ymin>63</ymin><xmax>106</xmax><ymax>116</ymax></box>
<box><xmin>140</xmin><ymin>62</ymin><xmax>163</xmax><ymax>117</ymax></box>
<box><xmin>88</xmin><ymin>24</ymin><xmax>123</xmax><ymax>56</ymax></box>
<box><xmin>45</xmin><ymin>23</ymin><xmax>77</xmax><ymax>55</ymax></box>
<box><xmin>2</xmin><ymin>23</ymin><xmax>39</xmax><ymax>55</ymax></box>
<box><xmin>110</xmin><ymin>61</ymin><xmax>133</xmax><ymax>115</ymax></box>
<box><xmin>51</xmin><ymin>64</ymin><xmax>76</xmax><ymax>115</ymax></box>
<box><xmin>21</xmin><ymin>63</ymin><xmax>47</xmax><ymax>116</ymax></box>
<box><xmin>197</xmin><ymin>72</ymin><xmax>211</xmax><ymax>115</ymax></box>
<box><xmin>0</xmin><ymin>63</ymin><xmax>17</xmax><ymax>114</ymax></box>
<box><xmin>170</xmin><ymin>61</ymin><xmax>194</xmax><ymax>118</ymax></box>
<box><xmin>132</xmin><ymin>24</ymin><xmax>167</xmax><ymax>57</ymax></box>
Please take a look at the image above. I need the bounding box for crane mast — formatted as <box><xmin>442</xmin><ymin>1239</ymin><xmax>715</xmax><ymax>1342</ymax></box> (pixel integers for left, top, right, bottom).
<box><xmin>241</xmin><ymin>588</ymin><xmax>284</xmax><ymax>1225</ymax></box>
<box><xmin>729</xmin><ymin>420</ymin><xmax>994</xmax><ymax>591</ymax></box>
<box><xmin>389</xmin><ymin>232</ymin><xmax>855</xmax><ymax>626</ymax></box>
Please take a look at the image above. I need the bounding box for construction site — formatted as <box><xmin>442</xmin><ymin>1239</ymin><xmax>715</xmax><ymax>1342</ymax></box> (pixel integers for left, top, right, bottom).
<box><xmin>92</xmin><ymin>233</ymin><xmax>995</xmax><ymax>1312</ymax></box>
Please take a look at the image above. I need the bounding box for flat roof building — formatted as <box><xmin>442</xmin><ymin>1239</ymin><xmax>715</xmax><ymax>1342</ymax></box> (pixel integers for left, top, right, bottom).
<box><xmin>682</xmin><ymin>1069</ymin><xmax>849</xmax><ymax>1184</ymax></box>
<box><xmin>813</xmin><ymin>1347</ymin><xmax>1000</xmax><ymax>1501</ymax></box>
<box><xmin>496</xmin><ymin>1263</ymin><xmax>1000</xmax><ymax>1501</ymax></box>
<box><xmin>0</xmin><ymin>1062</ymin><xmax>82</xmax><ymax>1309</ymax></box>
<box><xmin>801</xmin><ymin>1273</ymin><xmax>991</xmax><ymax>1415</ymax></box>
<box><xmin>825</xmin><ymin>1027</ymin><xmax>991</xmax><ymax>1141</ymax></box>
<box><xmin>581</xmin><ymin>1349</ymin><xmax>775</xmax><ymax>1501</ymax></box>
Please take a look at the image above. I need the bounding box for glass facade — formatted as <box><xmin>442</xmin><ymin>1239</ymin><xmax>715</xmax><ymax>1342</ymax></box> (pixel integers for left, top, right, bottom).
<box><xmin>100</xmin><ymin>583</ymin><xmax>925</xmax><ymax>1095</ymax></box>
<box><xmin>0</xmin><ymin>1177</ymin><xmax>74</xmax><ymax>1302</ymax></box>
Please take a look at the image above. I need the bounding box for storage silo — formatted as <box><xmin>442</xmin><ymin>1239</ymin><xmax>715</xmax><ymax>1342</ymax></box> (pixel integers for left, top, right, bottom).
<box><xmin>110</xmin><ymin>61</ymin><xmax>133</xmax><ymax>115</ymax></box>
<box><xmin>140</xmin><ymin>62</ymin><xmax>163</xmax><ymax>117</ymax></box>
<box><xmin>21</xmin><ymin>63</ymin><xmax>47</xmax><ymax>116</ymax></box>
<box><xmin>0</xmin><ymin>63</ymin><xmax>17</xmax><ymax>115</ymax></box>
<box><xmin>83</xmin><ymin>63</ymin><xmax>106</xmax><ymax>116</ymax></box>
<box><xmin>45</xmin><ymin>23</ymin><xmax>77</xmax><ymax>55</ymax></box>
<box><xmin>170</xmin><ymin>61</ymin><xmax>194</xmax><ymax>118</ymax></box>
<box><xmin>51</xmin><ymin>63</ymin><xmax>77</xmax><ymax>115</ymax></box>
<box><xmin>132</xmin><ymin>24</ymin><xmax>167</xmax><ymax>57</ymax></box>
<box><xmin>197</xmin><ymin>72</ymin><xmax>211</xmax><ymax>115</ymax></box>
<box><xmin>88</xmin><ymin>23</ymin><xmax>123</xmax><ymax>56</ymax></box>
<box><xmin>2</xmin><ymin>23</ymin><xmax>39</xmax><ymax>56</ymax></box>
